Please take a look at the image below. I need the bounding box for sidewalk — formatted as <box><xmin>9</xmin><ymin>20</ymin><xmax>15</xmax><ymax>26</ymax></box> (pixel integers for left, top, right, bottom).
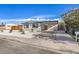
<box><xmin>0</xmin><ymin>31</ymin><xmax>79</xmax><ymax>53</ymax></box>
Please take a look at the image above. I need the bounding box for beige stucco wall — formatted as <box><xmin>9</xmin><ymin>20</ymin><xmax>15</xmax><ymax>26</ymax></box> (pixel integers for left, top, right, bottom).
<box><xmin>40</xmin><ymin>21</ymin><xmax>58</xmax><ymax>31</ymax></box>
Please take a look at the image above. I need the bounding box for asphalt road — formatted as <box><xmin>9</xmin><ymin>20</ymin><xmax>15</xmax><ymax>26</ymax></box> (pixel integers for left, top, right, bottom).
<box><xmin>0</xmin><ymin>36</ymin><xmax>56</xmax><ymax>54</ymax></box>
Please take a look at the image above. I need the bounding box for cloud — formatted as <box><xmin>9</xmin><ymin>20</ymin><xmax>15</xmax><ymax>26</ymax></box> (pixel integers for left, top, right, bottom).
<box><xmin>23</xmin><ymin>18</ymin><xmax>61</xmax><ymax>21</ymax></box>
<box><xmin>0</xmin><ymin>19</ymin><xmax>25</xmax><ymax>22</ymax></box>
<box><xmin>31</xmin><ymin>15</ymin><xmax>56</xmax><ymax>19</ymax></box>
<box><xmin>23</xmin><ymin>15</ymin><xmax>59</xmax><ymax>21</ymax></box>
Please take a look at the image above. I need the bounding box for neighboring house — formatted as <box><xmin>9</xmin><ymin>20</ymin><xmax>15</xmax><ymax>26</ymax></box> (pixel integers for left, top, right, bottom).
<box><xmin>0</xmin><ymin>24</ymin><xmax>23</xmax><ymax>30</ymax></box>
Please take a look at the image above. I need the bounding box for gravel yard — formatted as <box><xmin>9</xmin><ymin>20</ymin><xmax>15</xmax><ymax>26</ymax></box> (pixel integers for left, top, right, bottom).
<box><xmin>0</xmin><ymin>35</ymin><xmax>56</xmax><ymax>54</ymax></box>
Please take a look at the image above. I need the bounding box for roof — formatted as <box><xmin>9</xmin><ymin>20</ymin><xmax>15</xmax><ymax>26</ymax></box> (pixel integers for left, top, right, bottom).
<box><xmin>22</xmin><ymin>21</ymin><xmax>58</xmax><ymax>25</ymax></box>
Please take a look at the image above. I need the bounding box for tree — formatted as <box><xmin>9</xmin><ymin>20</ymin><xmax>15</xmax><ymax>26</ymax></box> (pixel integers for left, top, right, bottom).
<box><xmin>61</xmin><ymin>8</ymin><xmax>79</xmax><ymax>34</ymax></box>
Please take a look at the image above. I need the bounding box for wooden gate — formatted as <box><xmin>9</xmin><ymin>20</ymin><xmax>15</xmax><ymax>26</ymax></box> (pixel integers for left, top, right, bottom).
<box><xmin>11</xmin><ymin>25</ymin><xmax>23</xmax><ymax>30</ymax></box>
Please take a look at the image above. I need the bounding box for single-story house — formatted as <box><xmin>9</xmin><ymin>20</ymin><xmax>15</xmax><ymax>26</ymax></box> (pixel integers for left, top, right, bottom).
<box><xmin>22</xmin><ymin>21</ymin><xmax>58</xmax><ymax>31</ymax></box>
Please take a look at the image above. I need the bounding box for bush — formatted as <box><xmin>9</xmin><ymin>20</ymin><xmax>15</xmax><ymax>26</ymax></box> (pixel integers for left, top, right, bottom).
<box><xmin>58</xmin><ymin>21</ymin><xmax>66</xmax><ymax>31</ymax></box>
<box><xmin>1</xmin><ymin>30</ymin><xmax>3</xmax><ymax>32</ymax></box>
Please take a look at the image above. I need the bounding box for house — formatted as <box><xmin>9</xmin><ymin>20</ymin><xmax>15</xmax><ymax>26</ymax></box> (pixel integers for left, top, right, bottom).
<box><xmin>22</xmin><ymin>20</ymin><xmax>58</xmax><ymax>32</ymax></box>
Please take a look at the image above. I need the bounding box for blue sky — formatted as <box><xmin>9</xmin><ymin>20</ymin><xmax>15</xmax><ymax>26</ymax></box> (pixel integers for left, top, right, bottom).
<box><xmin>0</xmin><ymin>4</ymin><xmax>79</xmax><ymax>20</ymax></box>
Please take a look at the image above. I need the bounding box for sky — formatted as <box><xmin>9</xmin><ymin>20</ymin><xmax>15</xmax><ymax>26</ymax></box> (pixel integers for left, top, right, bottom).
<box><xmin>0</xmin><ymin>4</ymin><xmax>79</xmax><ymax>22</ymax></box>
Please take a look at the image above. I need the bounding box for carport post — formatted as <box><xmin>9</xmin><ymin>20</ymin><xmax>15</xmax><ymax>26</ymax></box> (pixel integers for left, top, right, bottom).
<box><xmin>76</xmin><ymin>33</ymin><xmax>78</xmax><ymax>42</ymax></box>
